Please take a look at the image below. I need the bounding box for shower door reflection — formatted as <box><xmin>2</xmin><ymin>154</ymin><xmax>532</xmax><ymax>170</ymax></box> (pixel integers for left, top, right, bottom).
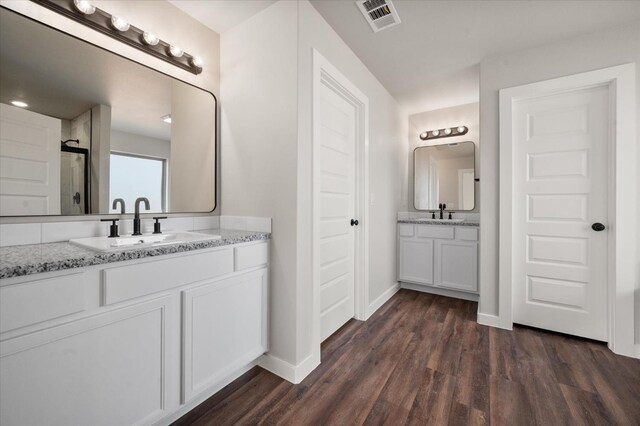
<box><xmin>60</xmin><ymin>146</ymin><xmax>89</xmax><ymax>215</ymax></box>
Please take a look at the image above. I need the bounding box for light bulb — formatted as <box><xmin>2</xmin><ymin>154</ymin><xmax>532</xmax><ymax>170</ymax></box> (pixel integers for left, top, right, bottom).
<box><xmin>457</xmin><ymin>126</ymin><xmax>466</xmax><ymax>133</ymax></box>
<box><xmin>169</xmin><ymin>45</ymin><xmax>183</xmax><ymax>58</ymax></box>
<box><xmin>111</xmin><ymin>15</ymin><xmax>130</xmax><ymax>32</ymax></box>
<box><xmin>191</xmin><ymin>56</ymin><xmax>203</xmax><ymax>68</ymax></box>
<box><xmin>161</xmin><ymin>114</ymin><xmax>172</xmax><ymax>124</ymax></box>
<box><xmin>11</xmin><ymin>100</ymin><xmax>28</xmax><ymax>108</ymax></box>
<box><xmin>444</xmin><ymin>128</ymin><xmax>452</xmax><ymax>135</ymax></box>
<box><xmin>73</xmin><ymin>0</ymin><xmax>95</xmax><ymax>15</ymax></box>
<box><xmin>432</xmin><ymin>130</ymin><xmax>440</xmax><ymax>137</ymax></box>
<box><xmin>142</xmin><ymin>32</ymin><xmax>159</xmax><ymax>46</ymax></box>
<box><xmin>420</xmin><ymin>132</ymin><xmax>428</xmax><ymax>139</ymax></box>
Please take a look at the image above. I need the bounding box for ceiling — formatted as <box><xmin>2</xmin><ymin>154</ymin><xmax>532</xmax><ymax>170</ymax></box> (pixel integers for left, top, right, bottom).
<box><xmin>309</xmin><ymin>0</ymin><xmax>640</xmax><ymax>114</ymax></box>
<box><xmin>168</xmin><ymin>0</ymin><xmax>278</xmax><ymax>33</ymax></box>
<box><xmin>155</xmin><ymin>1</ymin><xmax>640</xmax><ymax>115</ymax></box>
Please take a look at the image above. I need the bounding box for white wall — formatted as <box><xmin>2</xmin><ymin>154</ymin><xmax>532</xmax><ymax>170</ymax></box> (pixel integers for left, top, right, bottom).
<box><xmin>478</xmin><ymin>21</ymin><xmax>640</xmax><ymax>346</ymax></box>
<box><xmin>221</xmin><ymin>1</ymin><xmax>299</xmax><ymax>365</ymax></box>
<box><xmin>408</xmin><ymin>103</ymin><xmax>479</xmax><ymax>213</ymax></box>
<box><xmin>111</xmin><ymin>130</ymin><xmax>170</xmax><ymax>160</ymax></box>
<box><xmin>221</xmin><ymin>0</ymin><xmax>408</xmax><ymax>371</ymax></box>
<box><xmin>0</xmin><ymin>0</ymin><xmax>220</xmax><ymax>222</ymax></box>
<box><xmin>297</xmin><ymin>0</ymin><xmax>407</xmax><ymax>362</ymax></box>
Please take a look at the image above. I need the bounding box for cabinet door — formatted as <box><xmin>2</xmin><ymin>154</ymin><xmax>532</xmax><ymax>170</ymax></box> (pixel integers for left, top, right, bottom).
<box><xmin>182</xmin><ymin>268</ymin><xmax>268</xmax><ymax>402</ymax></box>
<box><xmin>0</xmin><ymin>296</ymin><xmax>172</xmax><ymax>426</ymax></box>
<box><xmin>435</xmin><ymin>240</ymin><xmax>478</xmax><ymax>292</ymax></box>
<box><xmin>398</xmin><ymin>238</ymin><xmax>434</xmax><ymax>285</ymax></box>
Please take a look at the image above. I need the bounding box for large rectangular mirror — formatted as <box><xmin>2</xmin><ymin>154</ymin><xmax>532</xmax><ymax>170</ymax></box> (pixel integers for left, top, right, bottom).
<box><xmin>414</xmin><ymin>142</ymin><xmax>475</xmax><ymax>211</ymax></box>
<box><xmin>0</xmin><ymin>7</ymin><xmax>216</xmax><ymax>216</ymax></box>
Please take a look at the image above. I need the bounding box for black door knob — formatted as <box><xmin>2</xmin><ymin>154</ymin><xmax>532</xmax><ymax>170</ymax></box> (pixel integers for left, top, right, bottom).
<box><xmin>350</xmin><ymin>219</ymin><xmax>359</xmax><ymax>226</ymax></box>
<box><xmin>591</xmin><ymin>223</ymin><xmax>606</xmax><ymax>231</ymax></box>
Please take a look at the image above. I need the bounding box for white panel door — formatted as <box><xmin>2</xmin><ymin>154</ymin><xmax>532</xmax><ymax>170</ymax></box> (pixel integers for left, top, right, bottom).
<box><xmin>512</xmin><ymin>84</ymin><xmax>609</xmax><ymax>340</ymax></box>
<box><xmin>318</xmin><ymin>80</ymin><xmax>356</xmax><ymax>342</ymax></box>
<box><xmin>0</xmin><ymin>296</ymin><xmax>172</xmax><ymax>426</ymax></box>
<box><xmin>0</xmin><ymin>103</ymin><xmax>61</xmax><ymax>215</ymax></box>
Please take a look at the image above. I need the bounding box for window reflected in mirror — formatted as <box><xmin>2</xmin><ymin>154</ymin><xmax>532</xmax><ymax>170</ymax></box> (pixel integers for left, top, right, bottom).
<box><xmin>414</xmin><ymin>142</ymin><xmax>476</xmax><ymax>211</ymax></box>
<box><xmin>109</xmin><ymin>153</ymin><xmax>166</xmax><ymax>214</ymax></box>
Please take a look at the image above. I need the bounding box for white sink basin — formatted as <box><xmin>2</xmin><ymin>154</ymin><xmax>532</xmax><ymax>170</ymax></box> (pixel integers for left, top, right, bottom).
<box><xmin>412</xmin><ymin>218</ymin><xmax>464</xmax><ymax>223</ymax></box>
<box><xmin>70</xmin><ymin>231</ymin><xmax>221</xmax><ymax>252</ymax></box>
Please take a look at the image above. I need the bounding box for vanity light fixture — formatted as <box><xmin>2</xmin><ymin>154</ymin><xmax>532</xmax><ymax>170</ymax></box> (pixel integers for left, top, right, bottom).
<box><xmin>10</xmin><ymin>100</ymin><xmax>28</xmax><ymax>108</ymax></box>
<box><xmin>191</xmin><ymin>56</ymin><xmax>204</xmax><ymax>68</ymax></box>
<box><xmin>32</xmin><ymin>0</ymin><xmax>204</xmax><ymax>75</ymax></box>
<box><xmin>73</xmin><ymin>0</ymin><xmax>95</xmax><ymax>15</ymax></box>
<box><xmin>169</xmin><ymin>45</ymin><xmax>184</xmax><ymax>58</ymax></box>
<box><xmin>110</xmin><ymin>15</ymin><xmax>130</xmax><ymax>32</ymax></box>
<box><xmin>419</xmin><ymin>125</ymin><xmax>468</xmax><ymax>141</ymax></box>
<box><xmin>161</xmin><ymin>114</ymin><xmax>172</xmax><ymax>124</ymax></box>
<box><xmin>142</xmin><ymin>32</ymin><xmax>159</xmax><ymax>46</ymax></box>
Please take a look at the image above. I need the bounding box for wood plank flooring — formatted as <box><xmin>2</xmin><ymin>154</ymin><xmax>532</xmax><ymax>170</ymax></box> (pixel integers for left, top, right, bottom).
<box><xmin>174</xmin><ymin>289</ymin><xmax>640</xmax><ymax>426</ymax></box>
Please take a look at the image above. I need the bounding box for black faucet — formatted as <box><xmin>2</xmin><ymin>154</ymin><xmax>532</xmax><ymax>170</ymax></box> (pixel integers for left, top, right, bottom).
<box><xmin>439</xmin><ymin>203</ymin><xmax>446</xmax><ymax>219</ymax></box>
<box><xmin>133</xmin><ymin>197</ymin><xmax>150</xmax><ymax>236</ymax></box>
<box><xmin>112</xmin><ymin>198</ymin><xmax>125</xmax><ymax>214</ymax></box>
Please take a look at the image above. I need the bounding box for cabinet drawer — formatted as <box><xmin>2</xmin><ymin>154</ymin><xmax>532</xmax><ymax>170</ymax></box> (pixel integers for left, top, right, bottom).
<box><xmin>235</xmin><ymin>242</ymin><xmax>268</xmax><ymax>271</ymax></box>
<box><xmin>103</xmin><ymin>249</ymin><xmax>233</xmax><ymax>305</ymax></box>
<box><xmin>456</xmin><ymin>227</ymin><xmax>478</xmax><ymax>241</ymax></box>
<box><xmin>0</xmin><ymin>273</ymin><xmax>85</xmax><ymax>333</ymax></box>
<box><xmin>417</xmin><ymin>225</ymin><xmax>454</xmax><ymax>239</ymax></box>
<box><xmin>398</xmin><ymin>224</ymin><xmax>414</xmax><ymax>237</ymax></box>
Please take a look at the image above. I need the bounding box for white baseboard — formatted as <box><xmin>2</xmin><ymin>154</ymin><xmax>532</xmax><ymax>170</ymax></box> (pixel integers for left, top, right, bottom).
<box><xmin>257</xmin><ymin>352</ymin><xmax>320</xmax><ymax>384</ymax></box>
<box><xmin>401</xmin><ymin>282</ymin><xmax>479</xmax><ymax>302</ymax></box>
<box><xmin>366</xmin><ymin>283</ymin><xmax>400</xmax><ymax>319</ymax></box>
<box><xmin>157</xmin><ymin>361</ymin><xmax>257</xmax><ymax>425</ymax></box>
<box><xmin>476</xmin><ymin>312</ymin><xmax>512</xmax><ymax>330</ymax></box>
<box><xmin>609</xmin><ymin>341</ymin><xmax>640</xmax><ymax>360</ymax></box>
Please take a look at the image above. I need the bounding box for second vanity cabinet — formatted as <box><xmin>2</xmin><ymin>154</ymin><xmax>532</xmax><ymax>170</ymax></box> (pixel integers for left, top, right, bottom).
<box><xmin>0</xmin><ymin>240</ymin><xmax>269</xmax><ymax>426</ymax></box>
<box><xmin>398</xmin><ymin>223</ymin><xmax>478</xmax><ymax>296</ymax></box>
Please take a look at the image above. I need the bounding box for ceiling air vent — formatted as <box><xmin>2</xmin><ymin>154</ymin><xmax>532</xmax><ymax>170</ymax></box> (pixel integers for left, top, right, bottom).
<box><xmin>356</xmin><ymin>0</ymin><xmax>401</xmax><ymax>33</ymax></box>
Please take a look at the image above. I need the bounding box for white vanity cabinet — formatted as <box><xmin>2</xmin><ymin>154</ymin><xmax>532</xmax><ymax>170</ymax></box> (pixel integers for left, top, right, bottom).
<box><xmin>0</xmin><ymin>240</ymin><xmax>269</xmax><ymax>426</ymax></box>
<box><xmin>398</xmin><ymin>224</ymin><xmax>478</xmax><ymax>299</ymax></box>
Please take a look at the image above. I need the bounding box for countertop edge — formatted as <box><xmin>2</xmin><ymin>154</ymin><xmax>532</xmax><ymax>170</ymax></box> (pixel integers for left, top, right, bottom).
<box><xmin>0</xmin><ymin>229</ymin><xmax>270</xmax><ymax>280</ymax></box>
<box><xmin>397</xmin><ymin>220</ymin><xmax>479</xmax><ymax>226</ymax></box>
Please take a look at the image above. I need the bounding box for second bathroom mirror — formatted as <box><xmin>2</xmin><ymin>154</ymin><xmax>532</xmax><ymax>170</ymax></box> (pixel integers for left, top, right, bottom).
<box><xmin>414</xmin><ymin>142</ymin><xmax>475</xmax><ymax>211</ymax></box>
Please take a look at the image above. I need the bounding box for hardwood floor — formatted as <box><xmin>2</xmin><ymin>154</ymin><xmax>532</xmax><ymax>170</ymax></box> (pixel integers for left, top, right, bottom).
<box><xmin>174</xmin><ymin>289</ymin><xmax>640</xmax><ymax>426</ymax></box>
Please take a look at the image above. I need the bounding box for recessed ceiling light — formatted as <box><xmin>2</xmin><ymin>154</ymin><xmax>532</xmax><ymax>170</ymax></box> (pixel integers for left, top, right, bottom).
<box><xmin>11</xmin><ymin>100</ymin><xmax>28</xmax><ymax>108</ymax></box>
<box><xmin>161</xmin><ymin>114</ymin><xmax>172</xmax><ymax>124</ymax></box>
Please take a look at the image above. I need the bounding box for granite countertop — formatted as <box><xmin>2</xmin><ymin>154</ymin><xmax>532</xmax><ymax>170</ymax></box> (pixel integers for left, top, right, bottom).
<box><xmin>398</xmin><ymin>219</ymin><xmax>479</xmax><ymax>226</ymax></box>
<box><xmin>0</xmin><ymin>229</ymin><xmax>270</xmax><ymax>279</ymax></box>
